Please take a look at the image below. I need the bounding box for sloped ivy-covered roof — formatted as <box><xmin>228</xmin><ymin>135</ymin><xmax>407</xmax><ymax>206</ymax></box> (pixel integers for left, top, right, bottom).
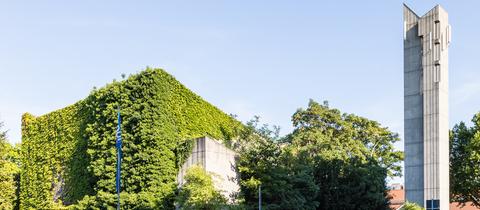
<box><xmin>20</xmin><ymin>68</ymin><xmax>243</xmax><ymax>209</ymax></box>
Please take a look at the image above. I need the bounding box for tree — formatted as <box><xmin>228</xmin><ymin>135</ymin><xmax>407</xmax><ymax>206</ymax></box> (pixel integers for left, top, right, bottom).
<box><xmin>176</xmin><ymin>165</ymin><xmax>227</xmax><ymax>210</ymax></box>
<box><xmin>450</xmin><ymin>112</ymin><xmax>480</xmax><ymax>207</ymax></box>
<box><xmin>236</xmin><ymin>117</ymin><xmax>319</xmax><ymax>210</ymax></box>
<box><xmin>287</xmin><ymin>100</ymin><xmax>401</xmax><ymax>210</ymax></box>
<box><xmin>0</xmin><ymin>120</ymin><xmax>20</xmax><ymax>209</ymax></box>
<box><xmin>236</xmin><ymin>101</ymin><xmax>402</xmax><ymax>209</ymax></box>
<box><xmin>289</xmin><ymin>100</ymin><xmax>403</xmax><ymax>177</ymax></box>
<box><xmin>311</xmin><ymin>157</ymin><xmax>388</xmax><ymax>210</ymax></box>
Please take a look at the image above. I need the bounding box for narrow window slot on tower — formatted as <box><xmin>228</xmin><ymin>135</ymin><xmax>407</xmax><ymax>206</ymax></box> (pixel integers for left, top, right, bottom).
<box><xmin>429</xmin><ymin>32</ymin><xmax>432</xmax><ymax>50</ymax></box>
<box><xmin>434</xmin><ymin>66</ymin><xmax>441</xmax><ymax>83</ymax></box>
<box><xmin>447</xmin><ymin>25</ymin><xmax>451</xmax><ymax>45</ymax></box>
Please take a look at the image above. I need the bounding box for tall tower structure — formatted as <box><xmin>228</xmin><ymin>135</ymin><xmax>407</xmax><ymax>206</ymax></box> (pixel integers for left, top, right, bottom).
<box><xmin>404</xmin><ymin>4</ymin><xmax>450</xmax><ymax>209</ymax></box>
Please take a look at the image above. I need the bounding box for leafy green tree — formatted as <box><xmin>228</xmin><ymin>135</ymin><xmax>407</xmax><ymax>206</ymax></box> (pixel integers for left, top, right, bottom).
<box><xmin>289</xmin><ymin>100</ymin><xmax>403</xmax><ymax>177</ymax></box>
<box><xmin>235</xmin><ymin>117</ymin><xmax>319</xmax><ymax>210</ymax></box>
<box><xmin>312</xmin><ymin>157</ymin><xmax>388</xmax><ymax>210</ymax></box>
<box><xmin>236</xmin><ymin>101</ymin><xmax>401</xmax><ymax>210</ymax></box>
<box><xmin>450</xmin><ymin>112</ymin><xmax>480</xmax><ymax>207</ymax></box>
<box><xmin>0</xmin><ymin>120</ymin><xmax>20</xmax><ymax>209</ymax></box>
<box><xmin>176</xmin><ymin>165</ymin><xmax>227</xmax><ymax>210</ymax></box>
<box><xmin>287</xmin><ymin>100</ymin><xmax>401</xmax><ymax>210</ymax></box>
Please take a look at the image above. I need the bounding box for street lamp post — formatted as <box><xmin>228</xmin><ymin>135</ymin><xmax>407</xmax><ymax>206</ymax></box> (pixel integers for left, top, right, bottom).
<box><xmin>258</xmin><ymin>184</ymin><xmax>262</xmax><ymax>210</ymax></box>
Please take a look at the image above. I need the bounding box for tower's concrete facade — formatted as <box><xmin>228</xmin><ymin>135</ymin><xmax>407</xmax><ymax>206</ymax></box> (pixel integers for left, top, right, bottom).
<box><xmin>404</xmin><ymin>4</ymin><xmax>450</xmax><ymax>209</ymax></box>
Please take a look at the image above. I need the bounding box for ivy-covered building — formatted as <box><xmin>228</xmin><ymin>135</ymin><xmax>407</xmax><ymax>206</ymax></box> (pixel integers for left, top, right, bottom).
<box><xmin>20</xmin><ymin>68</ymin><xmax>243</xmax><ymax>209</ymax></box>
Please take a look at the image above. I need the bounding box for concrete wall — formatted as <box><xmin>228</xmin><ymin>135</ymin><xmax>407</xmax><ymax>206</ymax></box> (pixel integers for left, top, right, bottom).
<box><xmin>404</xmin><ymin>5</ymin><xmax>425</xmax><ymax>206</ymax></box>
<box><xmin>177</xmin><ymin>136</ymin><xmax>239</xmax><ymax>202</ymax></box>
<box><xmin>404</xmin><ymin>4</ymin><xmax>450</xmax><ymax>209</ymax></box>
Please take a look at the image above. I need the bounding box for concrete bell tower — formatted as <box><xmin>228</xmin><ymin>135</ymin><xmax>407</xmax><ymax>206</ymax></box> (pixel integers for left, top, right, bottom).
<box><xmin>404</xmin><ymin>4</ymin><xmax>450</xmax><ymax>210</ymax></box>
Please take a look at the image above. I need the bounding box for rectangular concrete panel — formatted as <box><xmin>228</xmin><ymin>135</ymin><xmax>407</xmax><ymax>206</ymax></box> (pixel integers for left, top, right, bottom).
<box><xmin>177</xmin><ymin>137</ymin><xmax>239</xmax><ymax>202</ymax></box>
<box><xmin>404</xmin><ymin>4</ymin><xmax>450</xmax><ymax>209</ymax></box>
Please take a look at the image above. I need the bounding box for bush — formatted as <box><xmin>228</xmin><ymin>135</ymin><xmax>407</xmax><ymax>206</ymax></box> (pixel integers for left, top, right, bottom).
<box><xmin>176</xmin><ymin>165</ymin><xmax>227</xmax><ymax>209</ymax></box>
<box><xmin>401</xmin><ymin>202</ymin><xmax>424</xmax><ymax>210</ymax></box>
<box><xmin>0</xmin><ymin>121</ymin><xmax>20</xmax><ymax>210</ymax></box>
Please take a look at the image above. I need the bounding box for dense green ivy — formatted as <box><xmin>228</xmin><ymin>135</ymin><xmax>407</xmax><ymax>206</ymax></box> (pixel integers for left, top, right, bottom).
<box><xmin>21</xmin><ymin>105</ymin><xmax>87</xmax><ymax>209</ymax></box>
<box><xmin>0</xmin><ymin>121</ymin><xmax>20</xmax><ymax>210</ymax></box>
<box><xmin>21</xmin><ymin>68</ymin><xmax>242</xmax><ymax>209</ymax></box>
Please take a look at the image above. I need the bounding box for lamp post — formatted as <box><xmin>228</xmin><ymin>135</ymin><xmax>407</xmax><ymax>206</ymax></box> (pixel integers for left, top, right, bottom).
<box><xmin>258</xmin><ymin>184</ymin><xmax>262</xmax><ymax>210</ymax></box>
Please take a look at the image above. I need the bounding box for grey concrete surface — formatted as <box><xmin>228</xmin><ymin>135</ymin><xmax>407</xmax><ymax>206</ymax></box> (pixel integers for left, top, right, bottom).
<box><xmin>177</xmin><ymin>136</ymin><xmax>239</xmax><ymax>202</ymax></box>
<box><xmin>404</xmin><ymin>4</ymin><xmax>450</xmax><ymax>209</ymax></box>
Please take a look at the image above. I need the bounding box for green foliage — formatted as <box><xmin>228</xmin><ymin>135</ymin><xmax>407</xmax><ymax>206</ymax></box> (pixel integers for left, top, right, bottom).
<box><xmin>237</xmin><ymin>100</ymin><xmax>401</xmax><ymax>210</ymax></box>
<box><xmin>20</xmin><ymin>68</ymin><xmax>242</xmax><ymax>209</ymax></box>
<box><xmin>288</xmin><ymin>100</ymin><xmax>397</xmax><ymax>210</ymax></box>
<box><xmin>0</xmin><ymin>121</ymin><xmax>21</xmax><ymax>210</ymax></box>
<box><xmin>236</xmin><ymin>117</ymin><xmax>318</xmax><ymax>210</ymax></box>
<box><xmin>312</xmin><ymin>158</ymin><xmax>388</xmax><ymax>210</ymax></box>
<box><xmin>74</xmin><ymin>191</ymin><xmax>159</xmax><ymax>210</ymax></box>
<box><xmin>21</xmin><ymin>105</ymin><xmax>89</xmax><ymax>208</ymax></box>
<box><xmin>176</xmin><ymin>165</ymin><xmax>227</xmax><ymax>209</ymax></box>
<box><xmin>450</xmin><ymin>112</ymin><xmax>480</xmax><ymax>207</ymax></box>
<box><xmin>401</xmin><ymin>201</ymin><xmax>424</xmax><ymax>210</ymax></box>
<box><xmin>20</xmin><ymin>70</ymin><xmax>402</xmax><ymax>209</ymax></box>
<box><xmin>290</xmin><ymin>100</ymin><xmax>403</xmax><ymax>177</ymax></box>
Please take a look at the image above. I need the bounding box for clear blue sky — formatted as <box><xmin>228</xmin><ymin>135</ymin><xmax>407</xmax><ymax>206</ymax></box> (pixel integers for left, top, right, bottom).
<box><xmin>1</xmin><ymin>1</ymin><xmax>479</xmax><ymax>171</ymax></box>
